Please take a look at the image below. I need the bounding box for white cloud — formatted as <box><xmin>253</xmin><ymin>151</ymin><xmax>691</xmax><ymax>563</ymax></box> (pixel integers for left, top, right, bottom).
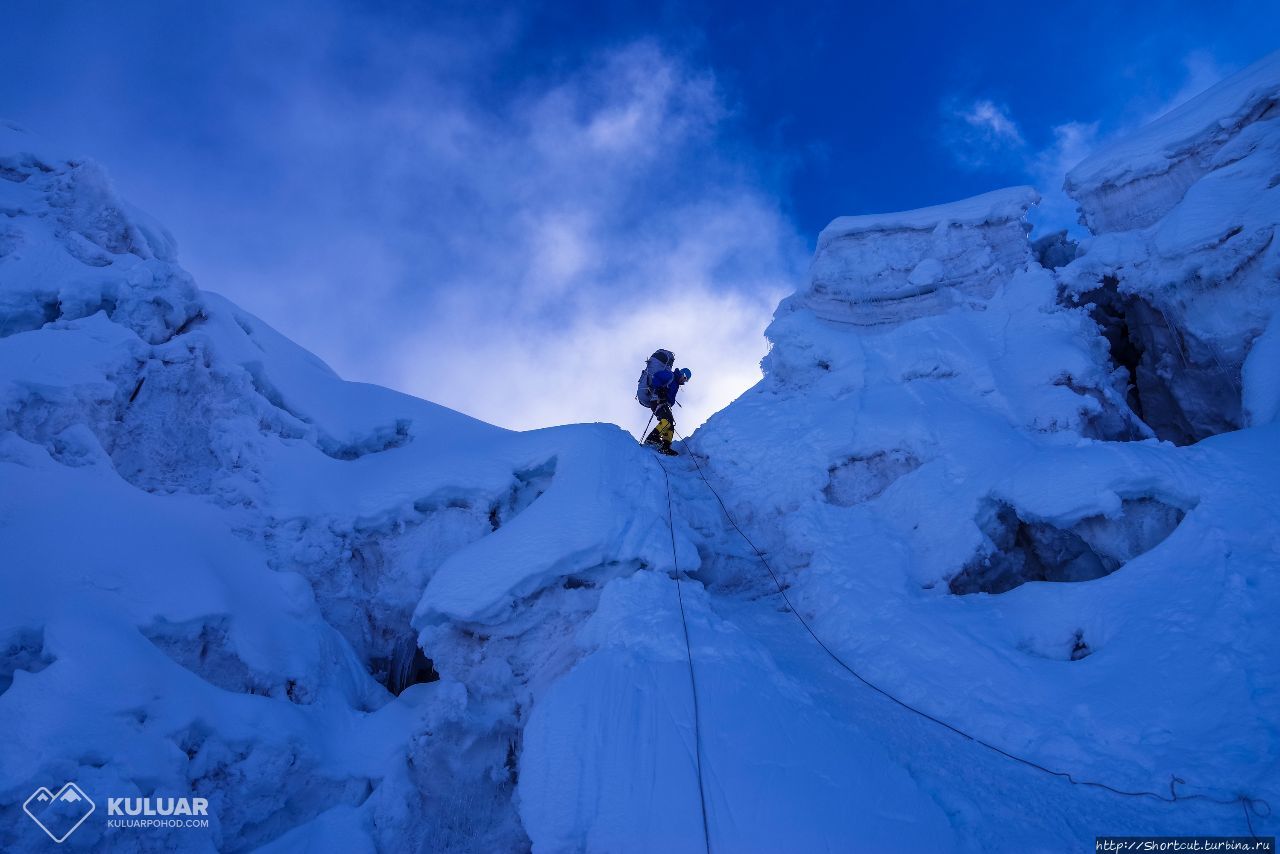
<box><xmin>402</xmin><ymin>283</ymin><xmax>783</xmax><ymax>435</ymax></box>
<box><xmin>373</xmin><ymin>42</ymin><xmax>800</xmax><ymax>433</ymax></box>
<box><xmin>526</xmin><ymin>213</ymin><xmax>594</xmax><ymax>298</ymax></box>
<box><xmin>173</xmin><ymin>27</ymin><xmax>805</xmax><ymax>434</ymax></box>
<box><xmin>942</xmin><ymin>97</ymin><xmax>1026</xmax><ymax>169</ymax></box>
<box><xmin>960</xmin><ymin>99</ymin><xmax>1024</xmax><ymax>146</ymax></box>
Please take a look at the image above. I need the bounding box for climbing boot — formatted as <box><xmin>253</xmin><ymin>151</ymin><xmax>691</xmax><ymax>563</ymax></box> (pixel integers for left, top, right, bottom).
<box><xmin>657</xmin><ymin>419</ymin><xmax>675</xmax><ymax>444</ymax></box>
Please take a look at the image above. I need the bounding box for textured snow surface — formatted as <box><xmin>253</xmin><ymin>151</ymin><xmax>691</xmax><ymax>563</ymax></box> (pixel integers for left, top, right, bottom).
<box><xmin>802</xmin><ymin>186</ymin><xmax>1039</xmax><ymax>325</ymax></box>
<box><xmin>2</xmin><ymin>52</ymin><xmax>1279</xmax><ymax>854</ymax></box>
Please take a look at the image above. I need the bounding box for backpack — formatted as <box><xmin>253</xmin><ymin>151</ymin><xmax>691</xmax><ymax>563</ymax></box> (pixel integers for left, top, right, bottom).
<box><xmin>636</xmin><ymin>349</ymin><xmax>674</xmax><ymax>406</ymax></box>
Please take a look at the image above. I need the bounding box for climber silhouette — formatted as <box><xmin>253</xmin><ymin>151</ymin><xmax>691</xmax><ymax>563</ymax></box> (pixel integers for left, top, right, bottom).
<box><xmin>636</xmin><ymin>349</ymin><xmax>692</xmax><ymax>456</ymax></box>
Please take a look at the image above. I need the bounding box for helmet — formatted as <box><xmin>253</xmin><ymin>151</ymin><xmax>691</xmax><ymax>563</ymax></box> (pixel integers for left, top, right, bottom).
<box><xmin>679</xmin><ymin>368</ymin><xmax>692</xmax><ymax>382</ymax></box>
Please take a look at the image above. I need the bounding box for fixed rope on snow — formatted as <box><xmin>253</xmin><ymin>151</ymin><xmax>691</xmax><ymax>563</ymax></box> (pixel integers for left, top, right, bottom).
<box><xmin>652</xmin><ymin>452</ymin><xmax>712</xmax><ymax>854</ymax></box>
<box><xmin>670</xmin><ymin>429</ymin><xmax>1270</xmax><ymax>840</ymax></box>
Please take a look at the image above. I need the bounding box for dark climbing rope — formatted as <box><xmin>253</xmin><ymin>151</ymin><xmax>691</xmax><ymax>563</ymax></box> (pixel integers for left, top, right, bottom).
<box><xmin>672</xmin><ymin>429</ymin><xmax>1269</xmax><ymax>839</ymax></box>
<box><xmin>653</xmin><ymin>452</ymin><xmax>713</xmax><ymax>854</ymax></box>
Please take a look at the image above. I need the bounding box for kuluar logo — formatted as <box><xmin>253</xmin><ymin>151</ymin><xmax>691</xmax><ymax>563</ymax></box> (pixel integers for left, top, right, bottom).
<box><xmin>23</xmin><ymin>782</ymin><xmax>96</xmax><ymax>843</ymax></box>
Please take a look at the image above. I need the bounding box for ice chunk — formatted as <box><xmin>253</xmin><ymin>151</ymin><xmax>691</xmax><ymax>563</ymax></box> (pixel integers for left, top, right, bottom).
<box><xmin>801</xmin><ymin>186</ymin><xmax>1037</xmax><ymax>326</ymax></box>
<box><xmin>1066</xmin><ymin>49</ymin><xmax>1280</xmax><ymax>233</ymax></box>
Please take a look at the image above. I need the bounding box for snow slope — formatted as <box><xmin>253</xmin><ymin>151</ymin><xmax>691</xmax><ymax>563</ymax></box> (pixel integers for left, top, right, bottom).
<box><xmin>2</xmin><ymin>49</ymin><xmax>1279</xmax><ymax>854</ymax></box>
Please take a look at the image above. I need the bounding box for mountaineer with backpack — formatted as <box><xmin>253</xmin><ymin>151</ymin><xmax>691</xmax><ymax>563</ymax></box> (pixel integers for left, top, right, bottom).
<box><xmin>636</xmin><ymin>349</ymin><xmax>692</xmax><ymax>456</ymax></box>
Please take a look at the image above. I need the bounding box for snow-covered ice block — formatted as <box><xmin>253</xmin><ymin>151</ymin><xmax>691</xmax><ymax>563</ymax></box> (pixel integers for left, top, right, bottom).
<box><xmin>799</xmin><ymin>186</ymin><xmax>1038</xmax><ymax>326</ymax></box>
<box><xmin>1066</xmin><ymin>49</ymin><xmax>1280</xmax><ymax>233</ymax></box>
<box><xmin>414</xmin><ymin>426</ymin><xmax>698</xmax><ymax>625</ymax></box>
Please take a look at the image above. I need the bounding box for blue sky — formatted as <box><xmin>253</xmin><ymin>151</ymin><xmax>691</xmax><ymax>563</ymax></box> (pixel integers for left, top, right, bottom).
<box><xmin>3</xmin><ymin>1</ymin><xmax>1278</xmax><ymax>431</ymax></box>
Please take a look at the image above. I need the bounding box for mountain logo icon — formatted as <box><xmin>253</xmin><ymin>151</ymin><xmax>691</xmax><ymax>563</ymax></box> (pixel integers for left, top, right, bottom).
<box><xmin>23</xmin><ymin>782</ymin><xmax>96</xmax><ymax>843</ymax></box>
